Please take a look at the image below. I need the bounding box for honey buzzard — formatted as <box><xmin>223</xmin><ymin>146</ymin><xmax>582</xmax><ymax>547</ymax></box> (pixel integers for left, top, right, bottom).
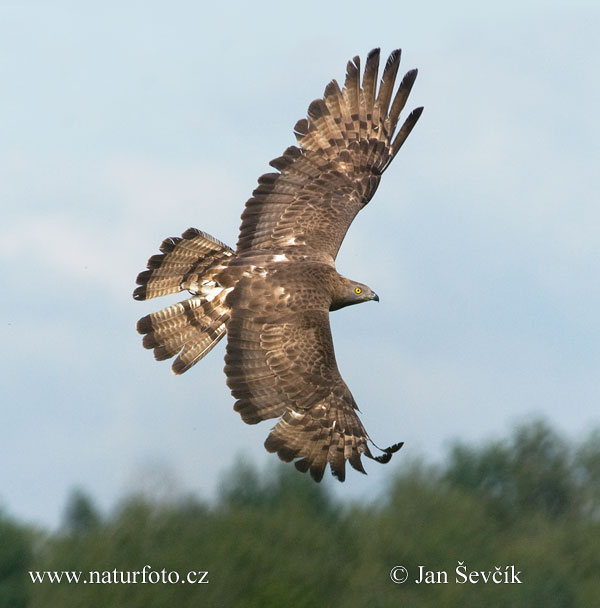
<box><xmin>133</xmin><ymin>48</ymin><xmax>423</xmax><ymax>481</ymax></box>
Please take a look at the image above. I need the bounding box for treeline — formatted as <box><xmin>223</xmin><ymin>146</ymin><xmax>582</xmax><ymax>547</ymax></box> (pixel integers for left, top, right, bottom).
<box><xmin>1</xmin><ymin>419</ymin><xmax>599</xmax><ymax>607</ymax></box>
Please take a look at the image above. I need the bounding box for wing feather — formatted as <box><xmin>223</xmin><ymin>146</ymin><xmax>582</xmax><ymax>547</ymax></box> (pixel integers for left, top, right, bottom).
<box><xmin>387</xmin><ymin>68</ymin><xmax>418</xmax><ymax>136</ymax></box>
<box><xmin>224</xmin><ymin>271</ymin><xmax>400</xmax><ymax>481</ymax></box>
<box><xmin>373</xmin><ymin>49</ymin><xmax>401</xmax><ymax>129</ymax></box>
<box><xmin>362</xmin><ymin>48</ymin><xmax>380</xmax><ymax>136</ymax></box>
<box><xmin>235</xmin><ymin>48</ymin><xmax>423</xmax><ymax>260</ymax></box>
<box><xmin>343</xmin><ymin>55</ymin><xmax>361</xmax><ymax>145</ymax></box>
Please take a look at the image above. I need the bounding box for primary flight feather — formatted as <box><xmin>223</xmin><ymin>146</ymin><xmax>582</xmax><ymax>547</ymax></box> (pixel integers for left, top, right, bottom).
<box><xmin>133</xmin><ymin>48</ymin><xmax>423</xmax><ymax>482</ymax></box>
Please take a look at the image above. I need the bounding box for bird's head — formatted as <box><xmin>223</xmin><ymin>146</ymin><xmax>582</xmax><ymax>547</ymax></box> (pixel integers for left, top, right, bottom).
<box><xmin>331</xmin><ymin>280</ymin><xmax>379</xmax><ymax>311</ymax></box>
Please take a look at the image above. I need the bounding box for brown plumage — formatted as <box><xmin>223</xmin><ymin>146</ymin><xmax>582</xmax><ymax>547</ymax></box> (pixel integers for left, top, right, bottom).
<box><xmin>133</xmin><ymin>48</ymin><xmax>423</xmax><ymax>481</ymax></box>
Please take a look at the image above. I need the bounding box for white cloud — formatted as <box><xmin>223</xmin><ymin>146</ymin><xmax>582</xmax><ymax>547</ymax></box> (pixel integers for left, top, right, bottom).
<box><xmin>0</xmin><ymin>156</ymin><xmax>249</xmax><ymax>301</ymax></box>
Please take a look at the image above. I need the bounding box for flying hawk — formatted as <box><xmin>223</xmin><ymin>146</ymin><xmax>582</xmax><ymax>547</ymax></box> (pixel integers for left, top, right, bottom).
<box><xmin>133</xmin><ymin>48</ymin><xmax>423</xmax><ymax>482</ymax></box>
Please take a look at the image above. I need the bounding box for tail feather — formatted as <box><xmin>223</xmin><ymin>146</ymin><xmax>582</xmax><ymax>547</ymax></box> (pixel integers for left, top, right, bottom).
<box><xmin>133</xmin><ymin>228</ymin><xmax>233</xmax><ymax>301</ymax></box>
<box><xmin>172</xmin><ymin>314</ymin><xmax>228</xmax><ymax>375</ymax></box>
<box><xmin>138</xmin><ymin>297</ymin><xmax>206</xmax><ymax>353</ymax></box>
<box><xmin>137</xmin><ymin>290</ymin><xmax>231</xmax><ymax>375</ymax></box>
<box><xmin>134</xmin><ymin>228</ymin><xmax>234</xmax><ymax>374</ymax></box>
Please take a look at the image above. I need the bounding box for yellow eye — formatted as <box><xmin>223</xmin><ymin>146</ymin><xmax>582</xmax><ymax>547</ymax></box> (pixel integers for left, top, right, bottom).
<box><xmin>354</xmin><ymin>287</ymin><xmax>362</xmax><ymax>294</ymax></box>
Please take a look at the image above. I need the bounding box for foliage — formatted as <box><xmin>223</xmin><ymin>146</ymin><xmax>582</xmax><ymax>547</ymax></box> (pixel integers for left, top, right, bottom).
<box><xmin>0</xmin><ymin>512</ymin><xmax>32</xmax><ymax>608</ymax></box>
<box><xmin>3</xmin><ymin>420</ymin><xmax>599</xmax><ymax>606</ymax></box>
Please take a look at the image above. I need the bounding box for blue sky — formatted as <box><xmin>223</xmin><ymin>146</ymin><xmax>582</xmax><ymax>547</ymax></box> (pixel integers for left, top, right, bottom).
<box><xmin>1</xmin><ymin>1</ymin><xmax>598</xmax><ymax>528</ymax></box>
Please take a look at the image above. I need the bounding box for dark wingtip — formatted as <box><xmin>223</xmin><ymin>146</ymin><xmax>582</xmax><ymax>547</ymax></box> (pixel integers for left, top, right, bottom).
<box><xmin>330</xmin><ymin>464</ymin><xmax>346</xmax><ymax>482</ymax></box>
<box><xmin>388</xmin><ymin>48</ymin><xmax>402</xmax><ymax>63</ymax></box>
<box><xmin>367</xmin><ymin>440</ymin><xmax>404</xmax><ymax>464</ymax></box>
<box><xmin>309</xmin><ymin>464</ymin><xmax>325</xmax><ymax>483</ymax></box>
<box><xmin>294</xmin><ymin>459</ymin><xmax>310</xmax><ymax>473</ymax></box>
<box><xmin>264</xmin><ymin>435</ymin><xmax>300</xmax><ymax>463</ymax></box>
<box><xmin>307</xmin><ymin>98</ymin><xmax>328</xmax><ymax>121</ymax></box>
<box><xmin>348</xmin><ymin>452</ymin><xmax>367</xmax><ymax>475</ymax></box>
<box><xmin>294</xmin><ymin>118</ymin><xmax>309</xmax><ymax>137</ymax></box>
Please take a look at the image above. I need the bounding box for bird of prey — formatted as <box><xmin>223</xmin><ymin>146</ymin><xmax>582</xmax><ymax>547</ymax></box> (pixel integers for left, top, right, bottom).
<box><xmin>133</xmin><ymin>48</ymin><xmax>423</xmax><ymax>482</ymax></box>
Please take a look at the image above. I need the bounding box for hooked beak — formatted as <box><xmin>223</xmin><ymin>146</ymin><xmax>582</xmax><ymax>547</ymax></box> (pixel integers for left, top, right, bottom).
<box><xmin>372</xmin><ymin>292</ymin><xmax>380</xmax><ymax>302</ymax></box>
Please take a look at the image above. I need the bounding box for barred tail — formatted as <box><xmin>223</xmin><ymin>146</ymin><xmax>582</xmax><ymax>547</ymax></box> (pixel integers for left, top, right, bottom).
<box><xmin>133</xmin><ymin>228</ymin><xmax>234</xmax><ymax>374</ymax></box>
<box><xmin>133</xmin><ymin>228</ymin><xmax>234</xmax><ymax>301</ymax></box>
<box><xmin>136</xmin><ymin>291</ymin><xmax>230</xmax><ymax>374</ymax></box>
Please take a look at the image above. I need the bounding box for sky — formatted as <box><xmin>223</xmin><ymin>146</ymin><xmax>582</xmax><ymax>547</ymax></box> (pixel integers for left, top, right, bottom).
<box><xmin>1</xmin><ymin>0</ymin><xmax>599</xmax><ymax>529</ymax></box>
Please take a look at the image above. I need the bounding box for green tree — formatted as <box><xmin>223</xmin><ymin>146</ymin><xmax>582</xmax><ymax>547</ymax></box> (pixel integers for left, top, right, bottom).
<box><xmin>444</xmin><ymin>419</ymin><xmax>581</xmax><ymax>520</ymax></box>
<box><xmin>18</xmin><ymin>419</ymin><xmax>600</xmax><ymax>607</ymax></box>
<box><xmin>62</xmin><ymin>488</ymin><xmax>101</xmax><ymax>536</ymax></box>
<box><xmin>0</xmin><ymin>512</ymin><xmax>32</xmax><ymax>608</ymax></box>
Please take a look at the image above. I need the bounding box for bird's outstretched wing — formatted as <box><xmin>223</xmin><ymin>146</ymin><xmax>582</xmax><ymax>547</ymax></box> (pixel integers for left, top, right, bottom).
<box><xmin>224</xmin><ymin>273</ymin><xmax>402</xmax><ymax>482</ymax></box>
<box><xmin>236</xmin><ymin>48</ymin><xmax>423</xmax><ymax>260</ymax></box>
